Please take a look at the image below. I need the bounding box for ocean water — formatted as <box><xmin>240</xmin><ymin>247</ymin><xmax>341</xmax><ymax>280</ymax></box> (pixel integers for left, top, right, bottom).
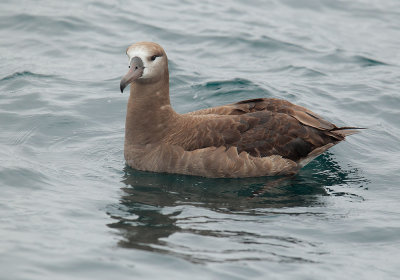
<box><xmin>1</xmin><ymin>0</ymin><xmax>400</xmax><ymax>279</ymax></box>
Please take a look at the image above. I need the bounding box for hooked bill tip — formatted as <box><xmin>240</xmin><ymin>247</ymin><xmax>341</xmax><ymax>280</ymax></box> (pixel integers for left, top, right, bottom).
<box><xmin>120</xmin><ymin>79</ymin><xmax>128</xmax><ymax>93</ymax></box>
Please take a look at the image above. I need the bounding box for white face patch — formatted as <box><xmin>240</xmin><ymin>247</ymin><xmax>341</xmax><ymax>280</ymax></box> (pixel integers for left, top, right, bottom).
<box><xmin>127</xmin><ymin>46</ymin><xmax>149</xmax><ymax>63</ymax></box>
<box><xmin>126</xmin><ymin>46</ymin><xmax>164</xmax><ymax>80</ymax></box>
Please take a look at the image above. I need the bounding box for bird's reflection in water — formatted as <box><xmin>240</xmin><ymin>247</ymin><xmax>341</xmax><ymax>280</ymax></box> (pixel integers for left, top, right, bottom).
<box><xmin>107</xmin><ymin>153</ymin><xmax>367</xmax><ymax>263</ymax></box>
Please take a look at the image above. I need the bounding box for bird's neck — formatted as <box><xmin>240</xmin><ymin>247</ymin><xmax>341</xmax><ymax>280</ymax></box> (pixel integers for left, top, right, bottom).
<box><xmin>125</xmin><ymin>76</ymin><xmax>177</xmax><ymax>147</ymax></box>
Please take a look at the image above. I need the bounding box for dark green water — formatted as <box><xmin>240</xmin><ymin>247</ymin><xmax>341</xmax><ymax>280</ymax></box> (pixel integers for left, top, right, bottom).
<box><xmin>1</xmin><ymin>0</ymin><xmax>400</xmax><ymax>279</ymax></box>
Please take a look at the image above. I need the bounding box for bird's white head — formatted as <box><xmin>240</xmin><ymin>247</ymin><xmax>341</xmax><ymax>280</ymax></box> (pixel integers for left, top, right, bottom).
<box><xmin>120</xmin><ymin>42</ymin><xmax>168</xmax><ymax>92</ymax></box>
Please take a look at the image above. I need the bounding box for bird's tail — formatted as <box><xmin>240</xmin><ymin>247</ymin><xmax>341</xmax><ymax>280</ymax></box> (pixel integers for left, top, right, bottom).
<box><xmin>330</xmin><ymin>126</ymin><xmax>366</xmax><ymax>137</ymax></box>
<box><xmin>299</xmin><ymin>127</ymin><xmax>364</xmax><ymax>168</ymax></box>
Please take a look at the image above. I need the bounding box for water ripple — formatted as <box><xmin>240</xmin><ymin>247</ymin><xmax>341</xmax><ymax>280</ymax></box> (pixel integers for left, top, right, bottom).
<box><xmin>0</xmin><ymin>71</ymin><xmax>55</xmax><ymax>81</ymax></box>
<box><xmin>1</xmin><ymin>0</ymin><xmax>400</xmax><ymax>279</ymax></box>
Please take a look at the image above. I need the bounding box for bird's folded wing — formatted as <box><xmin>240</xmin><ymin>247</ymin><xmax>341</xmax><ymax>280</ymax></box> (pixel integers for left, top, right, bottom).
<box><xmin>170</xmin><ymin>106</ymin><xmax>337</xmax><ymax>162</ymax></box>
<box><xmin>188</xmin><ymin>98</ymin><xmax>337</xmax><ymax>131</ymax></box>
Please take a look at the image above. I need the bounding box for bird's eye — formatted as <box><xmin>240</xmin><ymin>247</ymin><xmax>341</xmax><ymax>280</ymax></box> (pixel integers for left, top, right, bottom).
<box><xmin>128</xmin><ymin>65</ymin><xmax>130</xmax><ymax>68</ymax></box>
<box><xmin>150</xmin><ymin>55</ymin><xmax>158</xmax><ymax>61</ymax></box>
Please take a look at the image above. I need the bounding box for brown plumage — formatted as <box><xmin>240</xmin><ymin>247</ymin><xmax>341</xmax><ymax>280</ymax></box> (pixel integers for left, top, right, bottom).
<box><xmin>120</xmin><ymin>42</ymin><xmax>360</xmax><ymax>178</ymax></box>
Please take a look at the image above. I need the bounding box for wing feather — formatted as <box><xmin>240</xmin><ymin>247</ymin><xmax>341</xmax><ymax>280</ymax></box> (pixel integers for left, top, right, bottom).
<box><xmin>176</xmin><ymin>98</ymin><xmax>353</xmax><ymax>162</ymax></box>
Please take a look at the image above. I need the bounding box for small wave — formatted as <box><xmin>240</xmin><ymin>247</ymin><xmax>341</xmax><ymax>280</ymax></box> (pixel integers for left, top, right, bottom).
<box><xmin>3</xmin><ymin>13</ymin><xmax>92</xmax><ymax>34</ymax></box>
<box><xmin>191</xmin><ymin>78</ymin><xmax>270</xmax><ymax>100</ymax></box>
<box><xmin>203</xmin><ymin>78</ymin><xmax>254</xmax><ymax>88</ymax></box>
<box><xmin>0</xmin><ymin>166</ymin><xmax>50</xmax><ymax>189</ymax></box>
<box><xmin>319</xmin><ymin>50</ymin><xmax>389</xmax><ymax>69</ymax></box>
<box><xmin>354</xmin><ymin>55</ymin><xmax>388</xmax><ymax>67</ymax></box>
<box><xmin>0</xmin><ymin>71</ymin><xmax>55</xmax><ymax>82</ymax></box>
<box><xmin>272</xmin><ymin>65</ymin><xmax>327</xmax><ymax>77</ymax></box>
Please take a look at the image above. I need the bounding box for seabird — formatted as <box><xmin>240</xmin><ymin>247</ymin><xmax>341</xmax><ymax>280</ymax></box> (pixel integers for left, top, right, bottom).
<box><xmin>119</xmin><ymin>42</ymin><xmax>360</xmax><ymax>178</ymax></box>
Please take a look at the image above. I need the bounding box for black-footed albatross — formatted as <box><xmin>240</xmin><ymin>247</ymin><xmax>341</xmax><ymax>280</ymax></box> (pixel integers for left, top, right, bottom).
<box><xmin>119</xmin><ymin>42</ymin><xmax>360</xmax><ymax>178</ymax></box>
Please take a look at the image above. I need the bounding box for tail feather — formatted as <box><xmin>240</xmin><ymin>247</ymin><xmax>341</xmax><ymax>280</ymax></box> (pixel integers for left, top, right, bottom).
<box><xmin>331</xmin><ymin>127</ymin><xmax>365</xmax><ymax>137</ymax></box>
<box><xmin>299</xmin><ymin>126</ymin><xmax>364</xmax><ymax>168</ymax></box>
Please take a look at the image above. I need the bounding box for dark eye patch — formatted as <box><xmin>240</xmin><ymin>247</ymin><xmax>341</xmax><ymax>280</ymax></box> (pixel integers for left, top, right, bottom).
<box><xmin>150</xmin><ymin>54</ymin><xmax>162</xmax><ymax>61</ymax></box>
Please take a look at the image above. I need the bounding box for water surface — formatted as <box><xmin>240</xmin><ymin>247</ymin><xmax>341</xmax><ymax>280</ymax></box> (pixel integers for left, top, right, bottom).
<box><xmin>1</xmin><ymin>0</ymin><xmax>400</xmax><ymax>279</ymax></box>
